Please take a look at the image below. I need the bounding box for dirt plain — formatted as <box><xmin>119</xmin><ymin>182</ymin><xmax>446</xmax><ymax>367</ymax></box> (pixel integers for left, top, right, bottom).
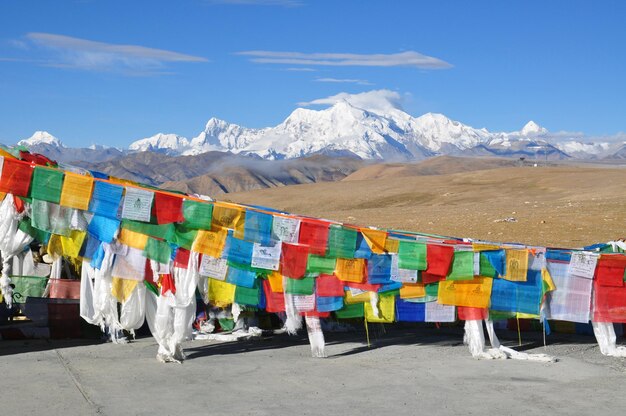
<box><xmin>226</xmin><ymin>156</ymin><xmax>626</xmax><ymax>248</ymax></box>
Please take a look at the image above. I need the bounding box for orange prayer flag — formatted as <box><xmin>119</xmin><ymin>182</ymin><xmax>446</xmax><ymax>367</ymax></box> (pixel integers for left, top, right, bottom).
<box><xmin>437</xmin><ymin>277</ymin><xmax>493</xmax><ymax>308</ymax></box>
<box><xmin>384</xmin><ymin>238</ymin><xmax>400</xmax><ymax>254</ymax></box>
<box><xmin>192</xmin><ymin>229</ymin><xmax>227</xmax><ymax>258</ymax></box>
<box><xmin>503</xmin><ymin>249</ymin><xmax>529</xmax><ymax>282</ymax></box>
<box><xmin>118</xmin><ymin>228</ymin><xmax>149</xmax><ymax>250</ymax></box>
<box><xmin>400</xmin><ymin>283</ymin><xmax>426</xmax><ymax>299</ymax></box>
<box><xmin>335</xmin><ymin>258</ymin><xmax>366</xmax><ymax>283</ymax></box>
<box><xmin>59</xmin><ymin>172</ymin><xmax>94</xmax><ymax>210</ymax></box>
<box><xmin>212</xmin><ymin>203</ymin><xmax>245</xmax><ymax>233</ymax></box>
<box><xmin>360</xmin><ymin>228</ymin><xmax>387</xmax><ymax>254</ymax></box>
<box><xmin>268</xmin><ymin>271</ymin><xmax>284</xmax><ymax>293</ymax></box>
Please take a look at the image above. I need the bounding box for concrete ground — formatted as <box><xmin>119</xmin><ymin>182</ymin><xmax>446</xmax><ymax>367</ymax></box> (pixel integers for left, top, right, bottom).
<box><xmin>1</xmin><ymin>326</ymin><xmax>625</xmax><ymax>416</ymax></box>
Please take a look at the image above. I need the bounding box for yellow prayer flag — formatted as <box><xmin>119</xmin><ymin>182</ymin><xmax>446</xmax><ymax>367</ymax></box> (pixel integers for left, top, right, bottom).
<box><xmin>212</xmin><ymin>203</ymin><xmax>245</xmax><ymax>233</ymax></box>
<box><xmin>268</xmin><ymin>271</ymin><xmax>284</xmax><ymax>293</ymax></box>
<box><xmin>47</xmin><ymin>234</ymin><xmax>64</xmax><ymax>258</ymax></box>
<box><xmin>503</xmin><ymin>249</ymin><xmax>529</xmax><ymax>282</ymax></box>
<box><xmin>364</xmin><ymin>294</ymin><xmax>395</xmax><ymax>323</ymax></box>
<box><xmin>360</xmin><ymin>228</ymin><xmax>387</xmax><ymax>254</ymax></box>
<box><xmin>60</xmin><ymin>230</ymin><xmax>86</xmax><ymax>259</ymax></box>
<box><xmin>472</xmin><ymin>243</ymin><xmax>501</xmax><ymax>251</ymax></box>
<box><xmin>399</xmin><ymin>283</ymin><xmax>426</xmax><ymax>299</ymax></box>
<box><xmin>192</xmin><ymin>229</ymin><xmax>227</xmax><ymax>258</ymax></box>
<box><xmin>335</xmin><ymin>258</ymin><xmax>366</xmax><ymax>283</ymax></box>
<box><xmin>59</xmin><ymin>172</ymin><xmax>93</xmax><ymax>210</ymax></box>
<box><xmin>344</xmin><ymin>289</ymin><xmax>372</xmax><ymax>304</ymax></box>
<box><xmin>437</xmin><ymin>277</ymin><xmax>493</xmax><ymax>308</ymax></box>
<box><xmin>118</xmin><ymin>228</ymin><xmax>149</xmax><ymax>250</ymax></box>
<box><xmin>209</xmin><ymin>279</ymin><xmax>236</xmax><ymax>307</ymax></box>
<box><xmin>111</xmin><ymin>277</ymin><xmax>139</xmax><ymax>303</ymax></box>
<box><xmin>384</xmin><ymin>238</ymin><xmax>400</xmax><ymax>254</ymax></box>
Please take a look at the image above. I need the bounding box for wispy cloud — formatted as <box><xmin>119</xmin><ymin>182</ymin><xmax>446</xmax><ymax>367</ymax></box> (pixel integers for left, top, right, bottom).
<box><xmin>315</xmin><ymin>77</ymin><xmax>373</xmax><ymax>86</ymax></box>
<box><xmin>237</xmin><ymin>50</ymin><xmax>452</xmax><ymax>69</ymax></box>
<box><xmin>19</xmin><ymin>33</ymin><xmax>207</xmax><ymax>75</ymax></box>
<box><xmin>298</xmin><ymin>89</ymin><xmax>407</xmax><ymax>113</ymax></box>
<box><xmin>284</xmin><ymin>67</ymin><xmax>317</xmax><ymax>72</ymax></box>
<box><xmin>207</xmin><ymin>0</ymin><xmax>303</xmax><ymax>6</ymax></box>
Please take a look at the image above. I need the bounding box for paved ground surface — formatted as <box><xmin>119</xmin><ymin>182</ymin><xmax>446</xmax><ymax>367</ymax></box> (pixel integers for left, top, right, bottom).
<box><xmin>2</xmin><ymin>326</ymin><xmax>626</xmax><ymax>416</ymax></box>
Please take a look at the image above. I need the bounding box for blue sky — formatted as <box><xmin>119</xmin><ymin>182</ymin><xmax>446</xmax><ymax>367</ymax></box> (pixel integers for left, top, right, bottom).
<box><xmin>1</xmin><ymin>0</ymin><xmax>625</xmax><ymax>147</ymax></box>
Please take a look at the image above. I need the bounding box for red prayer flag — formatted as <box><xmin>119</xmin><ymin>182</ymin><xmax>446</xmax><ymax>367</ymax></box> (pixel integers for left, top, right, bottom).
<box><xmin>303</xmin><ymin>310</ymin><xmax>330</xmax><ymax>318</ymax></box>
<box><xmin>425</xmin><ymin>244</ymin><xmax>454</xmax><ymax>277</ymax></box>
<box><xmin>316</xmin><ymin>274</ymin><xmax>345</xmax><ymax>297</ymax></box>
<box><xmin>344</xmin><ymin>280</ymin><xmax>381</xmax><ymax>292</ymax></box>
<box><xmin>595</xmin><ymin>255</ymin><xmax>626</xmax><ymax>287</ymax></box>
<box><xmin>174</xmin><ymin>248</ymin><xmax>191</xmax><ymax>269</ymax></box>
<box><xmin>160</xmin><ymin>273</ymin><xmax>176</xmax><ymax>296</ymax></box>
<box><xmin>154</xmin><ymin>192</ymin><xmax>185</xmax><ymax>224</ymax></box>
<box><xmin>280</xmin><ymin>242</ymin><xmax>309</xmax><ymax>279</ymax></box>
<box><xmin>421</xmin><ymin>272</ymin><xmax>446</xmax><ymax>284</ymax></box>
<box><xmin>457</xmin><ymin>306</ymin><xmax>488</xmax><ymax>321</ymax></box>
<box><xmin>263</xmin><ymin>280</ymin><xmax>285</xmax><ymax>313</ymax></box>
<box><xmin>0</xmin><ymin>158</ymin><xmax>33</xmax><ymax>197</ymax></box>
<box><xmin>298</xmin><ymin>219</ymin><xmax>330</xmax><ymax>256</ymax></box>
<box><xmin>593</xmin><ymin>282</ymin><xmax>626</xmax><ymax>323</ymax></box>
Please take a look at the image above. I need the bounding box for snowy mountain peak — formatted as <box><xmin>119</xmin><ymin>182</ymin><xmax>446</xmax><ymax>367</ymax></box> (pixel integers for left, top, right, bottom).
<box><xmin>129</xmin><ymin>133</ymin><xmax>189</xmax><ymax>154</ymax></box>
<box><xmin>521</xmin><ymin>121</ymin><xmax>548</xmax><ymax>136</ymax></box>
<box><xmin>18</xmin><ymin>131</ymin><xmax>64</xmax><ymax>148</ymax></box>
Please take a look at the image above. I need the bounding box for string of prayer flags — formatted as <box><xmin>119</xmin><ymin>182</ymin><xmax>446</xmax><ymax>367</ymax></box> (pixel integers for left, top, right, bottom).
<box><xmin>192</xmin><ymin>229</ymin><xmax>227</xmax><ymax>258</ymax></box>
<box><xmin>335</xmin><ymin>258</ymin><xmax>366</xmax><ymax>283</ymax></box>
<box><xmin>59</xmin><ymin>172</ymin><xmax>93</xmax><ymax>211</ymax></box>
<box><xmin>89</xmin><ymin>181</ymin><xmax>123</xmax><ymax>219</ymax></box>
<box><xmin>271</xmin><ymin>216</ymin><xmax>300</xmax><ymax>243</ymax></box>
<box><xmin>244</xmin><ymin>210</ymin><xmax>273</xmax><ymax>244</ymax></box>
<box><xmin>397</xmin><ymin>240</ymin><xmax>427</xmax><ymax>270</ymax></box>
<box><xmin>182</xmin><ymin>199</ymin><xmax>213</xmax><ymax>229</ymax></box>
<box><xmin>122</xmin><ymin>187</ymin><xmax>154</xmax><ymax>222</ymax></box>
<box><xmin>446</xmin><ymin>250</ymin><xmax>475</xmax><ymax>281</ymax></box>
<box><xmin>154</xmin><ymin>192</ymin><xmax>185</xmax><ymax>224</ymax></box>
<box><xmin>298</xmin><ymin>219</ymin><xmax>330</xmax><ymax>256</ymax></box>
<box><xmin>280</xmin><ymin>243</ymin><xmax>309</xmax><ymax>279</ymax></box>
<box><xmin>438</xmin><ymin>277</ymin><xmax>493</xmax><ymax>308</ymax></box>
<box><xmin>30</xmin><ymin>166</ymin><xmax>64</xmax><ymax>204</ymax></box>
<box><xmin>0</xmin><ymin>157</ymin><xmax>33</xmax><ymax>196</ymax></box>
<box><xmin>360</xmin><ymin>228</ymin><xmax>387</xmax><ymax>254</ymax></box>
<box><xmin>503</xmin><ymin>249</ymin><xmax>529</xmax><ymax>281</ymax></box>
<box><xmin>326</xmin><ymin>225</ymin><xmax>357</xmax><ymax>259</ymax></box>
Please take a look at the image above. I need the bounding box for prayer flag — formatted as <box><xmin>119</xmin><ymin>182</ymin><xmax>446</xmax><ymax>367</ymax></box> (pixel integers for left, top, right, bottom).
<box><xmin>60</xmin><ymin>172</ymin><xmax>93</xmax><ymax>210</ymax></box>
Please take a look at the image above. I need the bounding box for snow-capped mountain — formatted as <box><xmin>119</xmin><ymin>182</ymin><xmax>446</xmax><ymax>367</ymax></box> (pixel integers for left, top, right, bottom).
<box><xmin>18</xmin><ymin>131</ymin><xmax>64</xmax><ymax>148</ymax></box>
<box><xmin>129</xmin><ymin>133</ymin><xmax>189</xmax><ymax>155</ymax></box>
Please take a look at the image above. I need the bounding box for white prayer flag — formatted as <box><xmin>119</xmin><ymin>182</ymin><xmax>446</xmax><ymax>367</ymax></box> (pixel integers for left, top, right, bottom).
<box><xmin>546</xmin><ymin>260</ymin><xmax>593</xmax><ymax>323</ymax></box>
<box><xmin>425</xmin><ymin>302</ymin><xmax>455</xmax><ymax>322</ymax></box>
<box><xmin>122</xmin><ymin>187</ymin><xmax>154</xmax><ymax>222</ymax></box>
<box><xmin>567</xmin><ymin>251</ymin><xmax>599</xmax><ymax>279</ymax></box>
<box><xmin>251</xmin><ymin>242</ymin><xmax>282</xmax><ymax>271</ymax></box>
<box><xmin>199</xmin><ymin>255</ymin><xmax>228</xmax><ymax>280</ymax></box>
<box><xmin>293</xmin><ymin>294</ymin><xmax>315</xmax><ymax>312</ymax></box>
<box><xmin>271</xmin><ymin>216</ymin><xmax>300</xmax><ymax>243</ymax></box>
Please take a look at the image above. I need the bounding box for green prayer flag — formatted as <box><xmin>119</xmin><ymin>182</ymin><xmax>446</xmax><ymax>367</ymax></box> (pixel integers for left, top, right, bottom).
<box><xmin>122</xmin><ymin>219</ymin><xmax>175</xmax><ymax>240</ymax></box>
<box><xmin>169</xmin><ymin>224</ymin><xmax>198</xmax><ymax>250</ymax></box>
<box><xmin>19</xmin><ymin>219</ymin><xmax>50</xmax><ymax>244</ymax></box>
<box><xmin>234</xmin><ymin>284</ymin><xmax>260</xmax><ymax>306</ymax></box>
<box><xmin>144</xmin><ymin>237</ymin><xmax>172</xmax><ymax>264</ymax></box>
<box><xmin>335</xmin><ymin>302</ymin><xmax>364</xmax><ymax>319</ymax></box>
<box><xmin>306</xmin><ymin>254</ymin><xmax>337</xmax><ymax>274</ymax></box>
<box><xmin>182</xmin><ymin>200</ymin><xmax>213</xmax><ymax>229</ymax></box>
<box><xmin>30</xmin><ymin>167</ymin><xmax>64</xmax><ymax>204</ymax></box>
<box><xmin>326</xmin><ymin>225</ymin><xmax>357</xmax><ymax>258</ymax></box>
<box><xmin>447</xmin><ymin>251</ymin><xmax>475</xmax><ymax>280</ymax></box>
<box><xmin>425</xmin><ymin>283</ymin><xmax>439</xmax><ymax>297</ymax></box>
<box><xmin>11</xmin><ymin>276</ymin><xmax>49</xmax><ymax>301</ymax></box>
<box><xmin>284</xmin><ymin>273</ymin><xmax>316</xmax><ymax>295</ymax></box>
<box><xmin>488</xmin><ymin>310</ymin><xmax>516</xmax><ymax>321</ymax></box>
<box><xmin>397</xmin><ymin>240</ymin><xmax>427</xmax><ymax>270</ymax></box>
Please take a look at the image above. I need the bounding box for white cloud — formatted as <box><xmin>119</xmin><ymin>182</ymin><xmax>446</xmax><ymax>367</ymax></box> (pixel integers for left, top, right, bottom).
<box><xmin>315</xmin><ymin>77</ymin><xmax>373</xmax><ymax>86</ymax></box>
<box><xmin>208</xmin><ymin>0</ymin><xmax>303</xmax><ymax>5</ymax></box>
<box><xmin>237</xmin><ymin>50</ymin><xmax>452</xmax><ymax>69</ymax></box>
<box><xmin>23</xmin><ymin>33</ymin><xmax>207</xmax><ymax>75</ymax></box>
<box><xmin>298</xmin><ymin>89</ymin><xmax>406</xmax><ymax>113</ymax></box>
<box><xmin>284</xmin><ymin>67</ymin><xmax>317</xmax><ymax>72</ymax></box>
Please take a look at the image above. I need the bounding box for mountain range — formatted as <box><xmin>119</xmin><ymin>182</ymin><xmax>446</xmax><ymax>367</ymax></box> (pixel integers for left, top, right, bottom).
<box><xmin>13</xmin><ymin>101</ymin><xmax>626</xmax><ymax>163</ymax></box>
